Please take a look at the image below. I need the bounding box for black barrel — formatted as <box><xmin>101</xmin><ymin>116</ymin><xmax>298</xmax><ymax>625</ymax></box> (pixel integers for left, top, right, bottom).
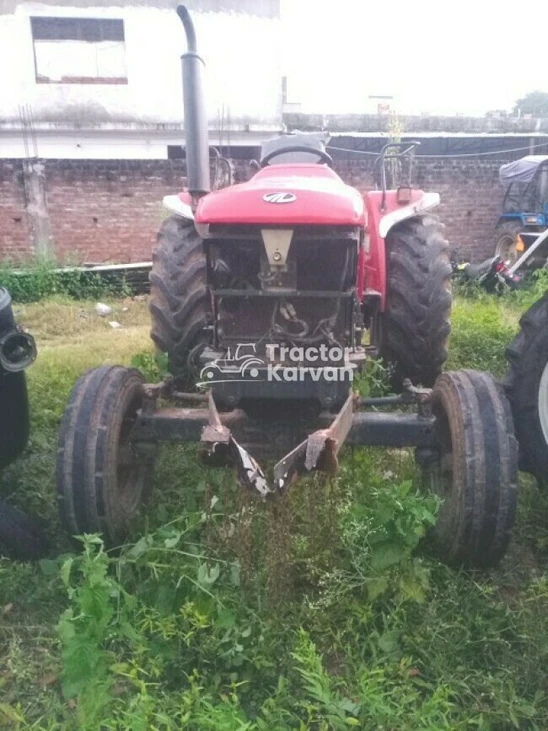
<box><xmin>0</xmin><ymin>289</ymin><xmax>30</xmax><ymax>469</ymax></box>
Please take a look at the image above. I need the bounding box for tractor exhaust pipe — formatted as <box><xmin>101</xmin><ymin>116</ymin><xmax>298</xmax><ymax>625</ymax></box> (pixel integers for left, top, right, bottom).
<box><xmin>177</xmin><ymin>5</ymin><xmax>210</xmax><ymax>198</ymax></box>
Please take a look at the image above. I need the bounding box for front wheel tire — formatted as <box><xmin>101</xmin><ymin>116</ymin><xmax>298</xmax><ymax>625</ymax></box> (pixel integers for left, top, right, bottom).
<box><xmin>57</xmin><ymin>366</ymin><xmax>156</xmax><ymax>545</ymax></box>
<box><xmin>494</xmin><ymin>221</ymin><xmax>523</xmax><ymax>266</ymax></box>
<box><xmin>420</xmin><ymin>370</ymin><xmax>518</xmax><ymax>568</ymax></box>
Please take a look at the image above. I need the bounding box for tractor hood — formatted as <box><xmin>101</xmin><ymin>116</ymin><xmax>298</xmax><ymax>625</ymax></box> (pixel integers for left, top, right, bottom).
<box><xmin>194</xmin><ymin>164</ymin><xmax>366</xmax><ymax>227</ymax></box>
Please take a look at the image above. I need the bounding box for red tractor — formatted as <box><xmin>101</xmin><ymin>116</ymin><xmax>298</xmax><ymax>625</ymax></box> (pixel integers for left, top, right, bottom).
<box><xmin>57</xmin><ymin>6</ymin><xmax>518</xmax><ymax>568</ymax></box>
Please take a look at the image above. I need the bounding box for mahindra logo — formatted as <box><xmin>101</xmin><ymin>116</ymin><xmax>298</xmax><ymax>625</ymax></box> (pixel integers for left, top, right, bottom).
<box><xmin>263</xmin><ymin>192</ymin><xmax>297</xmax><ymax>204</ymax></box>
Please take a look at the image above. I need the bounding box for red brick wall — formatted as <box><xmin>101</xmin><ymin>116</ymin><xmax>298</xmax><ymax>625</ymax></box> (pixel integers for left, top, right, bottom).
<box><xmin>0</xmin><ymin>161</ymin><xmax>32</xmax><ymax>261</ymax></box>
<box><xmin>46</xmin><ymin>160</ymin><xmax>186</xmax><ymax>264</ymax></box>
<box><xmin>0</xmin><ymin>157</ymin><xmax>504</xmax><ymax>264</ymax></box>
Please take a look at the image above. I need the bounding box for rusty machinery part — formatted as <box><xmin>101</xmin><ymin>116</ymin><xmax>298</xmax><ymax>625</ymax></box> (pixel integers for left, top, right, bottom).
<box><xmin>0</xmin><ymin>497</ymin><xmax>48</xmax><ymax>561</ymax></box>
<box><xmin>132</xmin><ymin>382</ymin><xmax>438</xmax><ymax>497</ymax></box>
<box><xmin>57</xmin><ymin>366</ymin><xmax>157</xmax><ymax>545</ymax></box>
<box><xmin>149</xmin><ymin>215</ymin><xmax>212</xmax><ymax>387</ymax></box>
<box><xmin>200</xmin><ymin>392</ymin><xmax>270</xmax><ymax>497</ymax></box>
<box><xmin>373</xmin><ymin>215</ymin><xmax>452</xmax><ymax>389</ymax></box>
<box><xmin>504</xmin><ymin>292</ymin><xmax>548</xmax><ymax>485</ymax></box>
<box><xmin>494</xmin><ymin>221</ymin><xmax>524</xmax><ymax>267</ymax></box>
<box><xmin>273</xmin><ymin>392</ymin><xmax>353</xmax><ymax>489</ymax></box>
<box><xmin>418</xmin><ymin>370</ymin><xmax>518</xmax><ymax>568</ymax></box>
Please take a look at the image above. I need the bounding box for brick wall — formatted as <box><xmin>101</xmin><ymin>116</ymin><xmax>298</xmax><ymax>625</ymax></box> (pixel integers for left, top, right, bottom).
<box><xmin>0</xmin><ymin>157</ymin><xmax>504</xmax><ymax>264</ymax></box>
<box><xmin>44</xmin><ymin>161</ymin><xmax>187</xmax><ymax>264</ymax></box>
<box><xmin>0</xmin><ymin>161</ymin><xmax>32</xmax><ymax>260</ymax></box>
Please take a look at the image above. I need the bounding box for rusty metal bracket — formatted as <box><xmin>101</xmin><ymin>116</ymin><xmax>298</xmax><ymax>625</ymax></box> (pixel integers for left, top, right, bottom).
<box><xmin>273</xmin><ymin>392</ymin><xmax>354</xmax><ymax>490</ymax></box>
<box><xmin>201</xmin><ymin>392</ymin><xmax>271</xmax><ymax>498</ymax></box>
<box><xmin>402</xmin><ymin>378</ymin><xmax>432</xmax><ymax>418</ymax></box>
<box><xmin>201</xmin><ymin>391</ymin><xmax>231</xmax><ymax>446</ymax></box>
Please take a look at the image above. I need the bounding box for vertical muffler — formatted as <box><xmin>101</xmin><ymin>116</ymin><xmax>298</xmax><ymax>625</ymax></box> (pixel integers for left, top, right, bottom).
<box><xmin>177</xmin><ymin>5</ymin><xmax>210</xmax><ymax>198</ymax></box>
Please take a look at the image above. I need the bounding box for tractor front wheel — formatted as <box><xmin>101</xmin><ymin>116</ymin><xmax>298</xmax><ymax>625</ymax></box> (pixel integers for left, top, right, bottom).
<box><xmin>419</xmin><ymin>370</ymin><xmax>518</xmax><ymax>568</ymax></box>
<box><xmin>57</xmin><ymin>366</ymin><xmax>155</xmax><ymax>544</ymax></box>
<box><xmin>374</xmin><ymin>215</ymin><xmax>452</xmax><ymax>388</ymax></box>
<box><xmin>504</xmin><ymin>293</ymin><xmax>548</xmax><ymax>485</ymax></box>
<box><xmin>494</xmin><ymin>221</ymin><xmax>523</xmax><ymax>265</ymax></box>
<box><xmin>149</xmin><ymin>215</ymin><xmax>211</xmax><ymax>387</ymax></box>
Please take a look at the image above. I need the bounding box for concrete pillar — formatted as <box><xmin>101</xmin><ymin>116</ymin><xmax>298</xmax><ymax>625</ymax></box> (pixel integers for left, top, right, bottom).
<box><xmin>23</xmin><ymin>160</ymin><xmax>53</xmax><ymax>258</ymax></box>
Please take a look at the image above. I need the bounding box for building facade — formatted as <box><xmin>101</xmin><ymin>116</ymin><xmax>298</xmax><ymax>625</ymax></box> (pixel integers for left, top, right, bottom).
<box><xmin>0</xmin><ymin>0</ymin><xmax>282</xmax><ymax>159</ymax></box>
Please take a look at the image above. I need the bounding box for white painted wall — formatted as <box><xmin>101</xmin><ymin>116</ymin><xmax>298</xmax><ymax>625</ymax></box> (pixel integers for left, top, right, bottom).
<box><xmin>0</xmin><ymin>3</ymin><xmax>282</xmax><ymax>131</ymax></box>
<box><xmin>0</xmin><ymin>125</ymin><xmax>270</xmax><ymax>159</ymax></box>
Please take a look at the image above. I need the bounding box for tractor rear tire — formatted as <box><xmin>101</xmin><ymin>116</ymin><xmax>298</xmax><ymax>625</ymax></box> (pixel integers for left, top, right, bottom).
<box><xmin>504</xmin><ymin>293</ymin><xmax>548</xmax><ymax>485</ymax></box>
<box><xmin>494</xmin><ymin>221</ymin><xmax>523</xmax><ymax>265</ymax></box>
<box><xmin>57</xmin><ymin>366</ymin><xmax>155</xmax><ymax>545</ymax></box>
<box><xmin>376</xmin><ymin>215</ymin><xmax>452</xmax><ymax>389</ymax></box>
<box><xmin>420</xmin><ymin>370</ymin><xmax>518</xmax><ymax>568</ymax></box>
<box><xmin>149</xmin><ymin>215</ymin><xmax>211</xmax><ymax>386</ymax></box>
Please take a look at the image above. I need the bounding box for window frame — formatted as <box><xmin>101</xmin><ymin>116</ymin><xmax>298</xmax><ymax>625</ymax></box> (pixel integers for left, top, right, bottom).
<box><xmin>30</xmin><ymin>16</ymin><xmax>128</xmax><ymax>85</ymax></box>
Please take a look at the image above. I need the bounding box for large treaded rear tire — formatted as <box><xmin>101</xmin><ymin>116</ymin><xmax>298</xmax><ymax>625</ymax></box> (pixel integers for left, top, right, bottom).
<box><xmin>422</xmin><ymin>370</ymin><xmax>518</xmax><ymax>568</ymax></box>
<box><xmin>378</xmin><ymin>215</ymin><xmax>452</xmax><ymax>389</ymax></box>
<box><xmin>504</xmin><ymin>292</ymin><xmax>548</xmax><ymax>484</ymax></box>
<box><xmin>149</xmin><ymin>215</ymin><xmax>211</xmax><ymax>384</ymax></box>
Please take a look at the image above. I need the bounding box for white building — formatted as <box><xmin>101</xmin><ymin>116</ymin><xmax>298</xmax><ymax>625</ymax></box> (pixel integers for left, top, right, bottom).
<box><xmin>0</xmin><ymin>0</ymin><xmax>282</xmax><ymax>159</ymax></box>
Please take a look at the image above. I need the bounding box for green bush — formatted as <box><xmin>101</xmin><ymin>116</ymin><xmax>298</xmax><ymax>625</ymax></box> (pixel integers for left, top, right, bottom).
<box><xmin>0</xmin><ymin>257</ymin><xmax>133</xmax><ymax>302</ymax></box>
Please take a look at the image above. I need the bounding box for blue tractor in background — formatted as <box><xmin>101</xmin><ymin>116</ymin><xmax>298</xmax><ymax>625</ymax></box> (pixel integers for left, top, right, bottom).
<box><xmin>494</xmin><ymin>155</ymin><xmax>548</xmax><ymax>266</ymax></box>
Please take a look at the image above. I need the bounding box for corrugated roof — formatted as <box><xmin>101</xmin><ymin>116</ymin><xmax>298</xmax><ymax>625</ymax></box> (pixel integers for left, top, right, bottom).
<box><xmin>0</xmin><ymin>0</ymin><xmax>280</xmax><ymax>18</ymax></box>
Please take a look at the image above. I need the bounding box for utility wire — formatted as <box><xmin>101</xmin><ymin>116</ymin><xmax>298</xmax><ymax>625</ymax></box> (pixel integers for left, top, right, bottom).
<box><xmin>327</xmin><ymin>139</ymin><xmax>548</xmax><ymax>159</ymax></box>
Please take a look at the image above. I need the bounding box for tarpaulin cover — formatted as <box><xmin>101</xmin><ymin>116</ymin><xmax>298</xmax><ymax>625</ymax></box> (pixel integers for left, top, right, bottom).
<box><xmin>500</xmin><ymin>156</ymin><xmax>548</xmax><ymax>186</ymax></box>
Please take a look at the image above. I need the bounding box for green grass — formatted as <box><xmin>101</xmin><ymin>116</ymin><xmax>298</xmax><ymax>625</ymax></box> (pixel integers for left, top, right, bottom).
<box><xmin>2</xmin><ymin>291</ymin><xmax>548</xmax><ymax>729</ymax></box>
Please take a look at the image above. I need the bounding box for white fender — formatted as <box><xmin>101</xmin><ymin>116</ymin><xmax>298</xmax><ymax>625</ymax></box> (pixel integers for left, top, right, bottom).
<box><xmin>162</xmin><ymin>194</ymin><xmax>194</xmax><ymax>220</ymax></box>
<box><xmin>379</xmin><ymin>192</ymin><xmax>440</xmax><ymax>239</ymax></box>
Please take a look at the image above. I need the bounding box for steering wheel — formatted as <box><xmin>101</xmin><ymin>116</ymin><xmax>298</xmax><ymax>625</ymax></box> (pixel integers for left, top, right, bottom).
<box><xmin>260</xmin><ymin>145</ymin><xmax>333</xmax><ymax>168</ymax></box>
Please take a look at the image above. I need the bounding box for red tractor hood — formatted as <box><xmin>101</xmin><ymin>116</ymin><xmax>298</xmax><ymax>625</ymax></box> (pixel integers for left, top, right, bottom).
<box><xmin>194</xmin><ymin>164</ymin><xmax>365</xmax><ymax>227</ymax></box>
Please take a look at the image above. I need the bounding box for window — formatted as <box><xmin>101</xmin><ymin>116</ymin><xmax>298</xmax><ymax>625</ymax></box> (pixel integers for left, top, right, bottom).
<box><xmin>31</xmin><ymin>17</ymin><xmax>127</xmax><ymax>84</ymax></box>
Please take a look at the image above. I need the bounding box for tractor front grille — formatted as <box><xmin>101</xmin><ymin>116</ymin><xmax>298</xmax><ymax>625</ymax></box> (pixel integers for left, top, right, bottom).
<box><xmin>205</xmin><ymin>225</ymin><xmax>360</xmax><ymax>350</ymax></box>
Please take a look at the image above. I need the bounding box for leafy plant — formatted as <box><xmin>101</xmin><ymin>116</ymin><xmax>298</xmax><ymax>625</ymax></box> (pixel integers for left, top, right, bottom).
<box><xmin>292</xmin><ymin>629</ymin><xmax>360</xmax><ymax>729</ymax></box>
<box><xmin>57</xmin><ymin>536</ymin><xmax>125</xmax><ymax>727</ymax></box>
<box><xmin>0</xmin><ymin>256</ymin><xmax>133</xmax><ymax>302</ymax></box>
<box><xmin>131</xmin><ymin>351</ymin><xmax>169</xmax><ymax>382</ymax></box>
